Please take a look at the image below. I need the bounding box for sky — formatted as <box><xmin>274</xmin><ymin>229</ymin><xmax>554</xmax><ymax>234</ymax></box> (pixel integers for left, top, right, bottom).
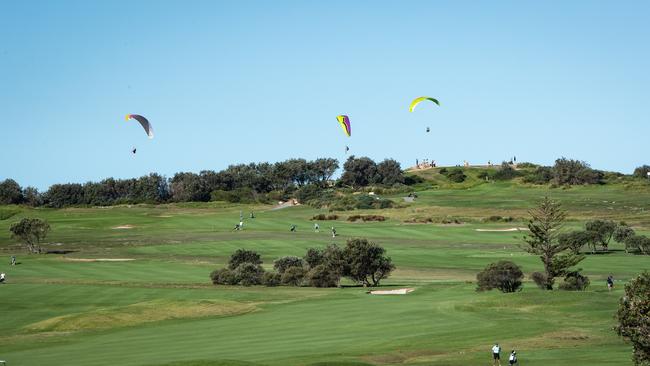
<box><xmin>1</xmin><ymin>1</ymin><xmax>649</xmax><ymax>190</ymax></box>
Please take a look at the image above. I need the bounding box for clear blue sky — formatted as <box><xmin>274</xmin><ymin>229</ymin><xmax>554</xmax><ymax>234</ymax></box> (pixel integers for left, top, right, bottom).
<box><xmin>1</xmin><ymin>1</ymin><xmax>648</xmax><ymax>190</ymax></box>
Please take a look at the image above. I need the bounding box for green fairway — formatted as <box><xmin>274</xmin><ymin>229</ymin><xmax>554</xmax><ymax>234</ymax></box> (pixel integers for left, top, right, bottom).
<box><xmin>0</xmin><ymin>182</ymin><xmax>646</xmax><ymax>365</ymax></box>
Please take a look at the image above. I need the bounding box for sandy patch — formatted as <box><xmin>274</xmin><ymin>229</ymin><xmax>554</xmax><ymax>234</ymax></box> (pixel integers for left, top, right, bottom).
<box><xmin>156</xmin><ymin>215</ymin><xmax>173</xmax><ymax>218</ymax></box>
<box><xmin>112</xmin><ymin>225</ymin><xmax>135</xmax><ymax>229</ymax></box>
<box><xmin>475</xmin><ymin>227</ymin><xmax>528</xmax><ymax>232</ymax></box>
<box><xmin>369</xmin><ymin>288</ymin><xmax>415</xmax><ymax>295</ymax></box>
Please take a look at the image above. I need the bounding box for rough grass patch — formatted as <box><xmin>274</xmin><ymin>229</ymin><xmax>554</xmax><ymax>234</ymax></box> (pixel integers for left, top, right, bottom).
<box><xmin>347</xmin><ymin>215</ymin><xmax>386</xmax><ymax>222</ymax></box>
<box><xmin>311</xmin><ymin>214</ymin><xmax>339</xmax><ymax>220</ymax></box>
<box><xmin>0</xmin><ymin>208</ymin><xmax>20</xmax><ymax>220</ymax></box>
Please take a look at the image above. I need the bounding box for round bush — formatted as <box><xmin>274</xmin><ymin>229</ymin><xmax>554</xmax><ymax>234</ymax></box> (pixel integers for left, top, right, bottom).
<box><xmin>559</xmin><ymin>271</ymin><xmax>590</xmax><ymax>291</ymax></box>
<box><xmin>281</xmin><ymin>266</ymin><xmax>307</xmax><ymax>286</ymax></box>
<box><xmin>476</xmin><ymin>261</ymin><xmax>524</xmax><ymax>293</ymax></box>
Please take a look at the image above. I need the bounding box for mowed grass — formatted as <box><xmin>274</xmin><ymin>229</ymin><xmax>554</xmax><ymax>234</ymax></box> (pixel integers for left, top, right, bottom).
<box><xmin>0</xmin><ymin>182</ymin><xmax>647</xmax><ymax>365</ymax></box>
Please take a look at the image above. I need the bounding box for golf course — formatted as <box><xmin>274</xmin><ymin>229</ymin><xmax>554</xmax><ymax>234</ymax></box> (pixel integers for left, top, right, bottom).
<box><xmin>3</xmin><ymin>2</ymin><xmax>649</xmax><ymax>365</ymax></box>
<box><xmin>1</xmin><ymin>167</ymin><xmax>648</xmax><ymax>366</ymax></box>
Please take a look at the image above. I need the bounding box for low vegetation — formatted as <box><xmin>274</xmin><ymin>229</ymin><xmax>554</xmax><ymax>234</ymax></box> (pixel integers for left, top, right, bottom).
<box><xmin>210</xmin><ymin>239</ymin><xmax>394</xmax><ymax>288</ymax></box>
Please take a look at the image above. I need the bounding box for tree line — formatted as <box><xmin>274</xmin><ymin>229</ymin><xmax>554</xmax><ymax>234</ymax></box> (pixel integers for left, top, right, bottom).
<box><xmin>0</xmin><ymin>157</ymin><xmax>405</xmax><ymax>208</ymax></box>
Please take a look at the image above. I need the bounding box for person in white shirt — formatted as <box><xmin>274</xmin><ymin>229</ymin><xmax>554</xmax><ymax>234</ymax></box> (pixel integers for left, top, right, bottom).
<box><xmin>314</xmin><ymin>223</ymin><xmax>319</xmax><ymax>232</ymax></box>
<box><xmin>508</xmin><ymin>350</ymin><xmax>518</xmax><ymax>365</ymax></box>
<box><xmin>0</xmin><ymin>272</ymin><xmax>5</xmax><ymax>283</ymax></box>
<box><xmin>492</xmin><ymin>343</ymin><xmax>501</xmax><ymax>366</ymax></box>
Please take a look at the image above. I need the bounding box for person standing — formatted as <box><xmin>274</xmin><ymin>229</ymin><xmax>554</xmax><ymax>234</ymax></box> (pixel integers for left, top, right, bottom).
<box><xmin>11</xmin><ymin>256</ymin><xmax>16</xmax><ymax>265</ymax></box>
<box><xmin>0</xmin><ymin>272</ymin><xmax>5</xmax><ymax>284</ymax></box>
<box><xmin>314</xmin><ymin>223</ymin><xmax>320</xmax><ymax>232</ymax></box>
<box><xmin>607</xmin><ymin>275</ymin><xmax>614</xmax><ymax>291</ymax></box>
<box><xmin>492</xmin><ymin>343</ymin><xmax>502</xmax><ymax>366</ymax></box>
<box><xmin>508</xmin><ymin>350</ymin><xmax>517</xmax><ymax>365</ymax></box>
<box><xmin>331</xmin><ymin>227</ymin><xmax>337</xmax><ymax>238</ymax></box>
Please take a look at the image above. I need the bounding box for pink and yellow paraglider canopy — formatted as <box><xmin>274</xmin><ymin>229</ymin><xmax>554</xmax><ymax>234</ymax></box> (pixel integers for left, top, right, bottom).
<box><xmin>125</xmin><ymin>114</ymin><xmax>154</xmax><ymax>139</ymax></box>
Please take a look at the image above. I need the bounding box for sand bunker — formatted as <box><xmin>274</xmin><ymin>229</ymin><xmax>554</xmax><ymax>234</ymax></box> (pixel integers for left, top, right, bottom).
<box><xmin>112</xmin><ymin>225</ymin><xmax>134</xmax><ymax>229</ymax></box>
<box><xmin>369</xmin><ymin>288</ymin><xmax>414</xmax><ymax>295</ymax></box>
<box><xmin>475</xmin><ymin>227</ymin><xmax>528</xmax><ymax>232</ymax></box>
<box><xmin>64</xmin><ymin>258</ymin><xmax>135</xmax><ymax>262</ymax></box>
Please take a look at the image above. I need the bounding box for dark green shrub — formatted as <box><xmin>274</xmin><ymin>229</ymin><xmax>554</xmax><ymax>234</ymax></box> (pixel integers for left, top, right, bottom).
<box><xmin>493</xmin><ymin>162</ymin><xmax>520</xmax><ymax>181</ymax></box>
<box><xmin>281</xmin><ymin>266</ymin><xmax>307</xmax><ymax>286</ymax></box>
<box><xmin>273</xmin><ymin>256</ymin><xmax>304</xmax><ymax>273</ymax></box>
<box><xmin>234</xmin><ymin>263</ymin><xmax>264</xmax><ymax>286</ymax></box>
<box><xmin>210</xmin><ymin>268</ymin><xmax>238</xmax><ymax>285</ymax></box>
<box><xmin>262</xmin><ymin>272</ymin><xmax>281</xmax><ymax>287</ymax></box>
<box><xmin>476</xmin><ymin>261</ymin><xmax>524</xmax><ymax>293</ymax></box>
<box><xmin>347</xmin><ymin>215</ymin><xmax>386</xmax><ymax>222</ymax></box>
<box><xmin>522</xmin><ymin>166</ymin><xmax>553</xmax><ymax>184</ymax></box>
<box><xmin>445</xmin><ymin>169</ymin><xmax>466</xmax><ymax>183</ymax></box>
<box><xmin>228</xmin><ymin>249</ymin><xmax>262</xmax><ymax>270</ymax></box>
<box><xmin>312</xmin><ymin>214</ymin><xmax>339</xmax><ymax>220</ymax></box>
<box><xmin>531</xmin><ymin>272</ymin><xmax>549</xmax><ymax>290</ymax></box>
<box><xmin>304</xmin><ymin>247</ymin><xmax>325</xmax><ymax>268</ymax></box>
<box><xmin>559</xmin><ymin>270</ymin><xmax>590</xmax><ymax>291</ymax></box>
<box><xmin>307</xmin><ymin>264</ymin><xmax>340</xmax><ymax>287</ymax></box>
<box><xmin>404</xmin><ymin>175</ymin><xmax>425</xmax><ymax>185</ymax></box>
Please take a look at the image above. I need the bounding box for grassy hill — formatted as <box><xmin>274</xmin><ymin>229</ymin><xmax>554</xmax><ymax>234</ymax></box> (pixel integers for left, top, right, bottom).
<box><xmin>0</xmin><ymin>177</ymin><xmax>647</xmax><ymax>365</ymax></box>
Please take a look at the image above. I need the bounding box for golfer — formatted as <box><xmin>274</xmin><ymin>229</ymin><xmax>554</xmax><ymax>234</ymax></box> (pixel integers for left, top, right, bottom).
<box><xmin>492</xmin><ymin>343</ymin><xmax>501</xmax><ymax>366</ymax></box>
<box><xmin>607</xmin><ymin>275</ymin><xmax>614</xmax><ymax>291</ymax></box>
<box><xmin>0</xmin><ymin>272</ymin><xmax>5</xmax><ymax>284</ymax></box>
<box><xmin>314</xmin><ymin>223</ymin><xmax>319</xmax><ymax>232</ymax></box>
<box><xmin>508</xmin><ymin>350</ymin><xmax>518</xmax><ymax>365</ymax></box>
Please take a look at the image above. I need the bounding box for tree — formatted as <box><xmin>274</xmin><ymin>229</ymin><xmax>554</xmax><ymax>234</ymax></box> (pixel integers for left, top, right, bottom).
<box><xmin>0</xmin><ymin>179</ymin><xmax>23</xmax><ymax>204</ymax></box>
<box><xmin>228</xmin><ymin>249</ymin><xmax>262</xmax><ymax>270</ymax></box>
<box><xmin>625</xmin><ymin>235</ymin><xmax>650</xmax><ymax>255</ymax></box>
<box><xmin>615</xmin><ymin>224</ymin><xmax>636</xmax><ymax>252</ymax></box>
<box><xmin>10</xmin><ymin>218</ymin><xmax>50</xmax><ymax>253</ymax></box>
<box><xmin>585</xmin><ymin>220</ymin><xmax>617</xmax><ymax>252</ymax></box>
<box><xmin>616</xmin><ymin>271</ymin><xmax>650</xmax><ymax>365</ymax></box>
<box><xmin>553</xmin><ymin>157</ymin><xmax>603</xmax><ymax>185</ymax></box>
<box><xmin>43</xmin><ymin>183</ymin><xmax>84</xmax><ymax>208</ymax></box>
<box><xmin>633</xmin><ymin>165</ymin><xmax>650</xmax><ymax>179</ymax></box>
<box><xmin>22</xmin><ymin>186</ymin><xmax>42</xmax><ymax>207</ymax></box>
<box><xmin>170</xmin><ymin>172</ymin><xmax>209</xmax><ymax>202</ymax></box>
<box><xmin>476</xmin><ymin>261</ymin><xmax>524</xmax><ymax>293</ymax></box>
<box><xmin>273</xmin><ymin>256</ymin><xmax>304</xmax><ymax>274</ymax></box>
<box><xmin>376</xmin><ymin>159</ymin><xmax>404</xmax><ymax>185</ymax></box>
<box><xmin>558</xmin><ymin>231</ymin><xmax>592</xmax><ymax>255</ymax></box>
<box><xmin>521</xmin><ymin>197</ymin><xmax>584</xmax><ymax>290</ymax></box>
<box><xmin>340</xmin><ymin>156</ymin><xmax>378</xmax><ymax>187</ymax></box>
<box><xmin>311</xmin><ymin>158</ymin><xmax>339</xmax><ymax>186</ymax></box>
<box><xmin>342</xmin><ymin>238</ymin><xmax>395</xmax><ymax>287</ymax></box>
